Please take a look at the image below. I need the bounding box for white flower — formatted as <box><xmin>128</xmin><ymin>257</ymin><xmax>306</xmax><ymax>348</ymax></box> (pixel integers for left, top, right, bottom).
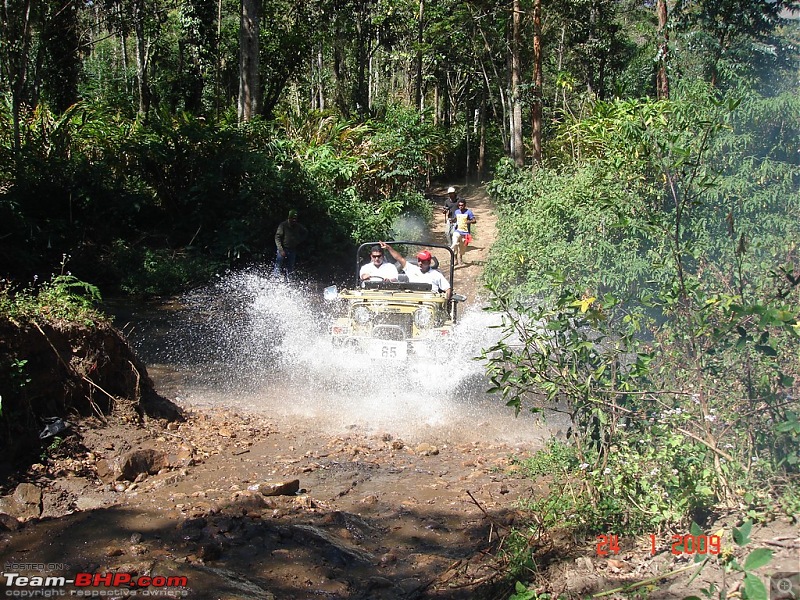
<box><xmin>579</xmin><ymin>463</ymin><xmax>590</xmax><ymax>470</ymax></box>
<box><xmin>603</xmin><ymin>467</ymin><xmax>611</xmax><ymax>475</ymax></box>
<box><xmin>751</xmin><ymin>456</ymin><xmax>759</xmax><ymax>463</ymax></box>
<box><xmin>704</xmin><ymin>414</ymin><xmax>717</xmax><ymax>422</ymax></box>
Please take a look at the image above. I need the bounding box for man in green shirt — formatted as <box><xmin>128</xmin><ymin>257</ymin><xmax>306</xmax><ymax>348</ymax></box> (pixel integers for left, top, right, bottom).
<box><xmin>273</xmin><ymin>210</ymin><xmax>308</xmax><ymax>280</ymax></box>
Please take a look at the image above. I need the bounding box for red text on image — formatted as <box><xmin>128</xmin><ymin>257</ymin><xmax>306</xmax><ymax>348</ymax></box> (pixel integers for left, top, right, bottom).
<box><xmin>648</xmin><ymin>534</ymin><xmax>721</xmax><ymax>555</ymax></box>
<box><xmin>74</xmin><ymin>572</ymin><xmax>188</xmax><ymax>587</ymax></box>
<box><xmin>596</xmin><ymin>534</ymin><xmax>620</xmax><ymax>557</ymax></box>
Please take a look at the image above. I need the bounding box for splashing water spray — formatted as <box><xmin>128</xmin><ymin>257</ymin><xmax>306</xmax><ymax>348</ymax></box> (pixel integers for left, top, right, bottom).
<box><xmin>127</xmin><ymin>267</ymin><xmax>558</xmax><ymax>445</ymax></box>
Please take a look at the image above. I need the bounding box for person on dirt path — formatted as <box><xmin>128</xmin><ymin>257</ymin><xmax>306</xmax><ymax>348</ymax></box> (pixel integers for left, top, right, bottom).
<box><xmin>380</xmin><ymin>242</ymin><xmax>451</xmax><ymax>299</ymax></box>
<box><xmin>273</xmin><ymin>209</ymin><xmax>308</xmax><ymax>281</ymax></box>
<box><xmin>441</xmin><ymin>187</ymin><xmax>461</xmax><ymax>245</ymax></box>
<box><xmin>359</xmin><ymin>245</ymin><xmax>399</xmax><ymax>281</ymax></box>
<box><xmin>450</xmin><ymin>199</ymin><xmax>476</xmax><ymax>266</ymax></box>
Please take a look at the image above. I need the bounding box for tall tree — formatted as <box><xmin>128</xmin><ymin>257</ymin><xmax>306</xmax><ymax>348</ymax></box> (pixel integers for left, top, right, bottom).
<box><xmin>1</xmin><ymin>0</ymin><xmax>36</xmax><ymax>151</ymax></box>
<box><xmin>656</xmin><ymin>0</ymin><xmax>669</xmax><ymax>99</ymax></box>
<box><xmin>238</xmin><ymin>0</ymin><xmax>261</xmax><ymax>121</ymax></box>
<box><xmin>531</xmin><ymin>0</ymin><xmax>542</xmax><ymax>165</ymax></box>
<box><xmin>511</xmin><ymin>0</ymin><xmax>524</xmax><ymax>166</ymax></box>
<box><xmin>41</xmin><ymin>0</ymin><xmax>83</xmax><ymax>112</ymax></box>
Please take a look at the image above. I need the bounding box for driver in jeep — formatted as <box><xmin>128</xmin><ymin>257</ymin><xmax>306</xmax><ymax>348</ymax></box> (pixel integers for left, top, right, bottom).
<box><xmin>359</xmin><ymin>245</ymin><xmax>400</xmax><ymax>281</ymax></box>
<box><xmin>379</xmin><ymin>241</ymin><xmax>452</xmax><ymax>300</ymax></box>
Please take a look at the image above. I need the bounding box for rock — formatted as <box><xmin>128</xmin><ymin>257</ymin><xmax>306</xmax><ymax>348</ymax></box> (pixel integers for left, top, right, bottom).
<box><xmin>130</xmin><ymin>544</ymin><xmax>148</xmax><ymax>556</ymax></box>
<box><xmin>294</xmin><ymin>495</ymin><xmax>315</xmax><ymax>509</ymax></box>
<box><xmin>391</xmin><ymin>440</ymin><xmax>405</xmax><ymax>450</ymax></box>
<box><xmin>2</xmin><ymin>483</ymin><xmax>43</xmax><ymax>521</ymax></box>
<box><xmin>607</xmin><ymin>558</ymin><xmax>633</xmax><ymax>573</ymax></box>
<box><xmin>95</xmin><ymin>459</ymin><xmax>116</xmax><ymax>483</ymax></box>
<box><xmin>415</xmin><ymin>443</ymin><xmax>439</xmax><ymax>456</ymax></box>
<box><xmin>256</xmin><ymin>480</ymin><xmax>300</xmax><ymax>497</ymax></box>
<box><xmin>0</xmin><ymin>513</ymin><xmax>21</xmax><ymax>531</ymax></box>
<box><xmin>368</xmin><ymin>576</ymin><xmax>393</xmax><ymax>588</ymax></box>
<box><xmin>290</xmin><ymin>524</ymin><xmax>375</xmax><ymax>565</ymax></box>
<box><xmin>116</xmin><ymin>449</ymin><xmax>170</xmax><ymax>481</ymax></box>
<box><xmin>75</xmin><ymin>496</ymin><xmax>107</xmax><ymax>511</ymax></box>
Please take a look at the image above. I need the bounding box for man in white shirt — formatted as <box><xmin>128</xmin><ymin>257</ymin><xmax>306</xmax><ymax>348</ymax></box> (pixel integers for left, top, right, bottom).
<box><xmin>359</xmin><ymin>245</ymin><xmax>399</xmax><ymax>281</ymax></box>
<box><xmin>379</xmin><ymin>242</ymin><xmax>451</xmax><ymax>300</ymax></box>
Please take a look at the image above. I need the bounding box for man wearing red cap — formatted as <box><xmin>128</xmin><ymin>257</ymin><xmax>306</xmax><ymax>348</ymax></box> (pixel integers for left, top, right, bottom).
<box><xmin>379</xmin><ymin>242</ymin><xmax>451</xmax><ymax>300</ymax></box>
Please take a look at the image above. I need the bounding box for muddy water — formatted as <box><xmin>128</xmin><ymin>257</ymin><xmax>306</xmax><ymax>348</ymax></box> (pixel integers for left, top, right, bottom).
<box><xmin>113</xmin><ymin>268</ymin><xmax>564</xmax><ymax>446</ymax></box>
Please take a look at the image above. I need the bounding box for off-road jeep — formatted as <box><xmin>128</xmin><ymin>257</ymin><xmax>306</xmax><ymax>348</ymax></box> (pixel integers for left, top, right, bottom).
<box><xmin>323</xmin><ymin>241</ymin><xmax>466</xmax><ymax>360</ymax></box>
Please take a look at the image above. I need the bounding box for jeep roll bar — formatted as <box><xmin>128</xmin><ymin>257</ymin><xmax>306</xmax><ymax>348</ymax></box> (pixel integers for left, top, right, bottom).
<box><xmin>356</xmin><ymin>241</ymin><xmax>462</xmax><ymax>322</ymax></box>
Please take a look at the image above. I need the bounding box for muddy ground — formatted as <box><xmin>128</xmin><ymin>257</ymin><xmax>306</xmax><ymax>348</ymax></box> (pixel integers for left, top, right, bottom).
<box><xmin>1</xmin><ymin>187</ymin><xmax>798</xmax><ymax>600</ymax></box>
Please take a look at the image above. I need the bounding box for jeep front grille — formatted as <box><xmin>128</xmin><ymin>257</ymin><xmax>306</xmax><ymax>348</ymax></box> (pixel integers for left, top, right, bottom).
<box><xmin>373</xmin><ymin>313</ymin><xmax>412</xmax><ymax>340</ymax></box>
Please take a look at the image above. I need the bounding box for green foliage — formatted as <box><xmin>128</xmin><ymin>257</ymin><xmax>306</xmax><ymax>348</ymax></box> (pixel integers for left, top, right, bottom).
<box><xmin>513</xmin><ymin>440</ymin><xmax>578</xmax><ymax>478</ymax></box>
<box><xmin>41</xmin><ymin>436</ymin><xmax>64</xmax><ymax>462</ymax></box>
<box><xmin>0</xmin><ymin>101</ymin><xmax>450</xmax><ymax>294</ymax></box>
<box><xmin>682</xmin><ymin>520</ymin><xmax>774</xmax><ymax>600</ymax></box>
<box><xmin>1</xmin><ymin>262</ymin><xmax>103</xmax><ymax>324</ymax></box>
<box><xmin>486</xmin><ymin>85</ymin><xmax>800</xmax><ymax>545</ymax></box>
<box><xmin>508</xmin><ymin>581</ymin><xmax>549</xmax><ymax>600</ymax></box>
<box><xmin>485</xmin><ymin>158</ymin><xmax>653</xmax><ymax>298</ymax></box>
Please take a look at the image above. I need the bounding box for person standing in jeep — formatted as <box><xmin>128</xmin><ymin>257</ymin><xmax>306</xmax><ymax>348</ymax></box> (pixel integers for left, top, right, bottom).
<box><xmin>380</xmin><ymin>242</ymin><xmax>451</xmax><ymax>300</ymax></box>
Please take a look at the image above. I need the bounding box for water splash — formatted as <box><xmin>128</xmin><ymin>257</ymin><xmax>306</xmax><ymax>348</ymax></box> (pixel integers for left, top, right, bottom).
<box><xmin>125</xmin><ymin>267</ymin><xmax>557</xmax><ymax>444</ymax></box>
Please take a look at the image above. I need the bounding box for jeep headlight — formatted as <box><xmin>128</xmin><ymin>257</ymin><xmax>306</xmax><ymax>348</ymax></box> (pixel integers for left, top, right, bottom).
<box><xmin>414</xmin><ymin>307</ymin><xmax>434</xmax><ymax>329</ymax></box>
<box><xmin>353</xmin><ymin>305</ymin><xmax>373</xmax><ymax>325</ymax></box>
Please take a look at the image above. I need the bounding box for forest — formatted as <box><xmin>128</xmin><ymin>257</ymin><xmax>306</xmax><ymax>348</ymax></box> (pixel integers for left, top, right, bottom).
<box><xmin>1</xmin><ymin>0</ymin><xmax>800</xmax><ymax>596</ymax></box>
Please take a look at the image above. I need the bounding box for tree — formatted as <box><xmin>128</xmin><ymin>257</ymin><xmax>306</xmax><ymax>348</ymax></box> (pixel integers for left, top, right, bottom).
<box><xmin>238</xmin><ymin>0</ymin><xmax>261</xmax><ymax>121</ymax></box>
<box><xmin>531</xmin><ymin>0</ymin><xmax>542</xmax><ymax>164</ymax></box>
<box><xmin>1</xmin><ymin>0</ymin><xmax>36</xmax><ymax>151</ymax></box>
<box><xmin>511</xmin><ymin>0</ymin><xmax>524</xmax><ymax>166</ymax></box>
<box><xmin>672</xmin><ymin>0</ymin><xmax>800</xmax><ymax>89</ymax></box>
<box><xmin>656</xmin><ymin>0</ymin><xmax>669</xmax><ymax>99</ymax></box>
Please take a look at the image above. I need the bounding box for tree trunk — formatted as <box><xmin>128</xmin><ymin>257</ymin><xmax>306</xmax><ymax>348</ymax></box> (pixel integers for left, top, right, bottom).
<box><xmin>415</xmin><ymin>0</ymin><xmax>424</xmax><ymax>112</ymax></box>
<box><xmin>656</xmin><ymin>0</ymin><xmax>670</xmax><ymax>99</ymax></box>
<box><xmin>238</xmin><ymin>0</ymin><xmax>261</xmax><ymax>122</ymax></box>
<box><xmin>511</xmin><ymin>0</ymin><xmax>524</xmax><ymax>167</ymax></box>
<box><xmin>478</xmin><ymin>96</ymin><xmax>486</xmax><ymax>181</ymax></box>
<box><xmin>3</xmin><ymin>0</ymin><xmax>34</xmax><ymax>151</ymax></box>
<box><xmin>531</xmin><ymin>0</ymin><xmax>542</xmax><ymax>165</ymax></box>
<box><xmin>353</xmin><ymin>0</ymin><xmax>369</xmax><ymax>117</ymax></box>
<box><xmin>133</xmin><ymin>0</ymin><xmax>150</xmax><ymax>119</ymax></box>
